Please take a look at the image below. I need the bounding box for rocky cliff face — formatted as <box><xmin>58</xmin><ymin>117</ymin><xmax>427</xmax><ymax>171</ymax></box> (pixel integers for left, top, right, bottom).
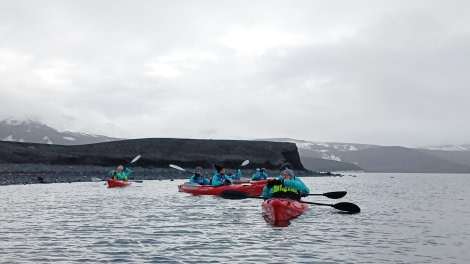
<box><xmin>0</xmin><ymin>138</ymin><xmax>304</xmax><ymax>171</ymax></box>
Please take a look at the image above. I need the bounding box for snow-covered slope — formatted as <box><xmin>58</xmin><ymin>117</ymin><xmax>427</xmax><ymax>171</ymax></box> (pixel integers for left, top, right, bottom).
<box><xmin>0</xmin><ymin>117</ymin><xmax>121</xmax><ymax>145</ymax></box>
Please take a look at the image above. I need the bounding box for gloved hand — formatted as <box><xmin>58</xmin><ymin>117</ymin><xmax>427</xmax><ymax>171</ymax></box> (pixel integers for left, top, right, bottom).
<box><xmin>267</xmin><ymin>179</ymin><xmax>283</xmax><ymax>188</ymax></box>
<box><xmin>273</xmin><ymin>179</ymin><xmax>284</xmax><ymax>186</ymax></box>
<box><xmin>300</xmin><ymin>190</ymin><xmax>308</xmax><ymax>197</ymax></box>
<box><xmin>266</xmin><ymin>180</ymin><xmax>276</xmax><ymax>188</ymax></box>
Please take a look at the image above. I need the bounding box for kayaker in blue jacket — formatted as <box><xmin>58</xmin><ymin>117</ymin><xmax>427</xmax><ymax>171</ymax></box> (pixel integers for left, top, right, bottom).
<box><xmin>230</xmin><ymin>169</ymin><xmax>242</xmax><ymax>180</ymax></box>
<box><xmin>212</xmin><ymin>164</ymin><xmax>232</xmax><ymax>186</ymax></box>
<box><xmin>262</xmin><ymin>167</ymin><xmax>309</xmax><ymax>201</ymax></box>
<box><xmin>189</xmin><ymin>166</ymin><xmax>210</xmax><ymax>185</ymax></box>
<box><xmin>251</xmin><ymin>168</ymin><xmax>268</xmax><ymax>180</ymax></box>
<box><xmin>109</xmin><ymin>165</ymin><xmax>132</xmax><ymax>181</ymax></box>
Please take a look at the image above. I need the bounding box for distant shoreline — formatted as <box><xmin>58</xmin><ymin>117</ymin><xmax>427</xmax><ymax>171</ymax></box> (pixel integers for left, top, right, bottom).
<box><xmin>0</xmin><ymin>164</ymin><xmax>338</xmax><ymax>186</ymax></box>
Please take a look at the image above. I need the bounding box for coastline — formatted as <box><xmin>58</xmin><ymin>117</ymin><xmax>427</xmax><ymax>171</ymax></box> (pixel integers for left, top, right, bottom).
<box><xmin>0</xmin><ymin>164</ymin><xmax>334</xmax><ymax>186</ymax></box>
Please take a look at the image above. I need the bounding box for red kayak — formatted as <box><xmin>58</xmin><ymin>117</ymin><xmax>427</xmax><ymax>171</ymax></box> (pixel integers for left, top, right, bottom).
<box><xmin>262</xmin><ymin>198</ymin><xmax>308</xmax><ymax>225</ymax></box>
<box><xmin>107</xmin><ymin>178</ymin><xmax>132</xmax><ymax>188</ymax></box>
<box><xmin>178</xmin><ymin>182</ymin><xmax>264</xmax><ymax>196</ymax></box>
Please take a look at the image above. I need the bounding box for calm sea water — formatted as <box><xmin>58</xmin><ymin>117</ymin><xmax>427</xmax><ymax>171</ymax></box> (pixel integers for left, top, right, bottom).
<box><xmin>1</xmin><ymin>173</ymin><xmax>469</xmax><ymax>264</ymax></box>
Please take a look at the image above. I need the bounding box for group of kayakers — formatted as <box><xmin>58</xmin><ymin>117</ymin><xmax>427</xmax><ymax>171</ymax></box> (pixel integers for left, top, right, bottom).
<box><xmin>109</xmin><ymin>160</ymin><xmax>310</xmax><ymax>201</ymax></box>
<box><xmin>186</xmin><ymin>163</ymin><xmax>310</xmax><ymax>201</ymax></box>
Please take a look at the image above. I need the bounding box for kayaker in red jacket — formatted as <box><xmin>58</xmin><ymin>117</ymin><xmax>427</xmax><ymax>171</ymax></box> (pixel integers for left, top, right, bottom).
<box><xmin>262</xmin><ymin>167</ymin><xmax>309</xmax><ymax>201</ymax></box>
<box><xmin>212</xmin><ymin>164</ymin><xmax>233</xmax><ymax>186</ymax></box>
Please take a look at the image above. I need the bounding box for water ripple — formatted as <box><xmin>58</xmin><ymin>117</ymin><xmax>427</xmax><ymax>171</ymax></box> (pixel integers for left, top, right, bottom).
<box><xmin>1</xmin><ymin>174</ymin><xmax>469</xmax><ymax>264</ymax></box>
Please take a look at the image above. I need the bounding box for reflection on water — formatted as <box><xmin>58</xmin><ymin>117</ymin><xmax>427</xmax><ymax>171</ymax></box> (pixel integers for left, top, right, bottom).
<box><xmin>0</xmin><ymin>173</ymin><xmax>469</xmax><ymax>264</ymax></box>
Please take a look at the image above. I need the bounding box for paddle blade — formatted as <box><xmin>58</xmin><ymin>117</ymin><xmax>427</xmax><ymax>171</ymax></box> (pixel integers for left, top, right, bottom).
<box><xmin>169</xmin><ymin>164</ymin><xmax>185</xmax><ymax>171</ymax></box>
<box><xmin>241</xmin><ymin>160</ymin><xmax>249</xmax><ymax>166</ymax></box>
<box><xmin>333</xmin><ymin>202</ymin><xmax>361</xmax><ymax>214</ymax></box>
<box><xmin>131</xmin><ymin>155</ymin><xmax>141</xmax><ymax>164</ymax></box>
<box><xmin>323</xmin><ymin>191</ymin><xmax>347</xmax><ymax>199</ymax></box>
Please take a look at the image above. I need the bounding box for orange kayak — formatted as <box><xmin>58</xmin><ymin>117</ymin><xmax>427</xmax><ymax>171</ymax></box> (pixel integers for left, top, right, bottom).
<box><xmin>106</xmin><ymin>178</ymin><xmax>132</xmax><ymax>188</ymax></box>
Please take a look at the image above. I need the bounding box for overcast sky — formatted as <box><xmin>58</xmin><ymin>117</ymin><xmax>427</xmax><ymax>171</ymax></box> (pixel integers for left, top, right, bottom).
<box><xmin>1</xmin><ymin>0</ymin><xmax>469</xmax><ymax>147</ymax></box>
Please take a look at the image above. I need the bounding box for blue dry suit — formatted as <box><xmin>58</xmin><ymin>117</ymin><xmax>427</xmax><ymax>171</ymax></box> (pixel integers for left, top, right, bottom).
<box><xmin>212</xmin><ymin>172</ymin><xmax>233</xmax><ymax>187</ymax></box>
<box><xmin>189</xmin><ymin>173</ymin><xmax>210</xmax><ymax>185</ymax></box>
<box><xmin>109</xmin><ymin>167</ymin><xmax>132</xmax><ymax>181</ymax></box>
<box><xmin>230</xmin><ymin>169</ymin><xmax>242</xmax><ymax>180</ymax></box>
<box><xmin>262</xmin><ymin>175</ymin><xmax>310</xmax><ymax>201</ymax></box>
<box><xmin>251</xmin><ymin>171</ymin><xmax>268</xmax><ymax>180</ymax></box>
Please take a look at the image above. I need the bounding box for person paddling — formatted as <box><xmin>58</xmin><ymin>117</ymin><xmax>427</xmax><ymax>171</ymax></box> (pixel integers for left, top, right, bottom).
<box><xmin>109</xmin><ymin>165</ymin><xmax>132</xmax><ymax>181</ymax></box>
<box><xmin>230</xmin><ymin>169</ymin><xmax>242</xmax><ymax>180</ymax></box>
<box><xmin>262</xmin><ymin>166</ymin><xmax>309</xmax><ymax>201</ymax></box>
<box><xmin>251</xmin><ymin>168</ymin><xmax>268</xmax><ymax>180</ymax></box>
<box><xmin>189</xmin><ymin>166</ymin><xmax>210</xmax><ymax>185</ymax></box>
<box><xmin>212</xmin><ymin>164</ymin><xmax>232</xmax><ymax>186</ymax></box>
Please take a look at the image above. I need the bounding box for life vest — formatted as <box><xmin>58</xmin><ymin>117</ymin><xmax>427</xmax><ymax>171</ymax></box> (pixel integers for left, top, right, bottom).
<box><xmin>113</xmin><ymin>172</ymin><xmax>128</xmax><ymax>181</ymax></box>
<box><xmin>194</xmin><ymin>175</ymin><xmax>207</xmax><ymax>185</ymax></box>
<box><xmin>272</xmin><ymin>184</ymin><xmax>300</xmax><ymax>200</ymax></box>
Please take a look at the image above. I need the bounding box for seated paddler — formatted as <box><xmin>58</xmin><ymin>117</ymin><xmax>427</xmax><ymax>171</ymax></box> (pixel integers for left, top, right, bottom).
<box><xmin>230</xmin><ymin>169</ymin><xmax>242</xmax><ymax>180</ymax></box>
<box><xmin>109</xmin><ymin>165</ymin><xmax>132</xmax><ymax>181</ymax></box>
<box><xmin>251</xmin><ymin>168</ymin><xmax>268</xmax><ymax>180</ymax></box>
<box><xmin>189</xmin><ymin>166</ymin><xmax>210</xmax><ymax>185</ymax></box>
<box><xmin>212</xmin><ymin>164</ymin><xmax>233</xmax><ymax>186</ymax></box>
<box><xmin>262</xmin><ymin>168</ymin><xmax>309</xmax><ymax>201</ymax></box>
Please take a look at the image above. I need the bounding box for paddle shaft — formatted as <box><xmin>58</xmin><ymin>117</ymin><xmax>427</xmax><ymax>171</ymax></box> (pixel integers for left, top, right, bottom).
<box><xmin>220</xmin><ymin>190</ymin><xmax>360</xmax><ymax>213</ymax></box>
<box><xmin>125</xmin><ymin>155</ymin><xmax>141</xmax><ymax>181</ymax></box>
<box><xmin>171</xmin><ymin>160</ymin><xmax>249</xmax><ymax>175</ymax></box>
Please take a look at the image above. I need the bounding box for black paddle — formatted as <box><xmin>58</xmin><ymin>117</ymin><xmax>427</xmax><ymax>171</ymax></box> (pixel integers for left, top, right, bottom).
<box><xmin>309</xmin><ymin>191</ymin><xmax>347</xmax><ymax>199</ymax></box>
<box><xmin>220</xmin><ymin>190</ymin><xmax>361</xmax><ymax>214</ymax></box>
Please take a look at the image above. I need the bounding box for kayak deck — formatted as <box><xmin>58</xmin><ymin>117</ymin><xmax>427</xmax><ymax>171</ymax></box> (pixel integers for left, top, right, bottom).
<box><xmin>262</xmin><ymin>198</ymin><xmax>308</xmax><ymax>225</ymax></box>
<box><xmin>232</xmin><ymin>178</ymin><xmax>270</xmax><ymax>185</ymax></box>
<box><xmin>178</xmin><ymin>182</ymin><xmax>264</xmax><ymax>196</ymax></box>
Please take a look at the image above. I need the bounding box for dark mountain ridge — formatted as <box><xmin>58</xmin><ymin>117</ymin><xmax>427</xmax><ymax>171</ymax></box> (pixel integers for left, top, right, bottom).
<box><xmin>3</xmin><ymin>118</ymin><xmax>470</xmax><ymax>173</ymax></box>
<box><xmin>0</xmin><ymin>138</ymin><xmax>304</xmax><ymax>171</ymax></box>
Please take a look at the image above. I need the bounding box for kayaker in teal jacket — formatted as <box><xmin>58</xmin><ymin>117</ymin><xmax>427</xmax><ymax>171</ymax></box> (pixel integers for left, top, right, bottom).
<box><xmin>189</xmin><ymin>166</ymin><xmax>210</xmax><ymax>185</ymax></box>
<box><xmin>262</xmin><ymin>168</ymin><xmax>309</xmax><ymax>201</ymax></box>
<box><xmin>230</xmin><ymin>169</ymin><xmax>242</xmax><ymax>180</ymax></box>
<box><xmin>251</xmin><ymin>168</ymin><xmax>268</xmax><ymax>180</ymax></box>
<box><xmin>109</xmin><ymin>165</ymin><xmax>132</xmax><ymax>181</ymax></box>
<box><xmin>212</xmin><ymin>164</ymin><xmax>232</xmax><ymax>186</ymax></box>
